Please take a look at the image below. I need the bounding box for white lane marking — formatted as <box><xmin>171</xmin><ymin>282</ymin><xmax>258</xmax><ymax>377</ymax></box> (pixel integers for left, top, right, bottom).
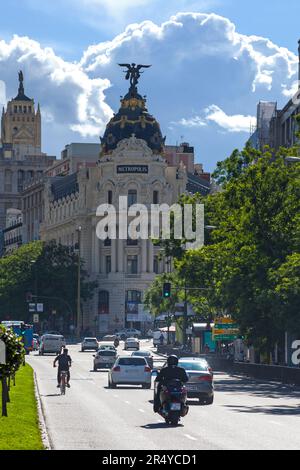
<box><xmin>139</xmin><ymin>409</ymin><xmax>145</xmax><ymax>413</ymax></box>
<box><xmin>113</xmin><ymin>394</ymin><xmax>119</xmax><ymax>398</ymax></box>
<box><xmin>269</xmin><ymin>421</ymin><xmax>283</xmax><ymax>426</ymax></box>
<box><xmin>184</xmin><ymin>434</ymin><xmax>197</xmax><ymax>441</ymax></box>
<box><xmin>124</xmin><ymin>401</ymin><xmax>131</xmax><ymax>405</ymax></box>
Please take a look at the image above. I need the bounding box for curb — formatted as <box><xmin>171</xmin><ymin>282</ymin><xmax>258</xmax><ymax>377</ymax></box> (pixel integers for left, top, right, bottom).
<box><xmin>33</xmin><ymin>371</ymin><xmax>52</xmax><ymax>450</ymax></box>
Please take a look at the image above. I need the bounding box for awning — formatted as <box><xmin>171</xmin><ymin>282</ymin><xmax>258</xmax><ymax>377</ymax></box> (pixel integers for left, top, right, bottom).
<box><xmin>192</xmin><ymin>323</ymin><xmax>214</xmax><ymax>333</ymax></box>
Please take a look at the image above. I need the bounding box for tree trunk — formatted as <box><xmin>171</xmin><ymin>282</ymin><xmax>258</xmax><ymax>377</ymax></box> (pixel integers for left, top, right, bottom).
<box><xmin>1</xmin><ymin>377</ymin><xmax>8</xmax><ymax>417</ymax></box>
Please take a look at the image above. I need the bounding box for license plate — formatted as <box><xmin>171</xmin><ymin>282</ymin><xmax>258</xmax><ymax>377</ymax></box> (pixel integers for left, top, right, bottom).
<box><xmin>187</xmin><ymin>385</ymin><xmax>198</xmax><ymax>391</ymax></box>
<box><xmin>170</xmin><ymin>403</ymin><xmax>181</xmax><ymax>411</ymax></box>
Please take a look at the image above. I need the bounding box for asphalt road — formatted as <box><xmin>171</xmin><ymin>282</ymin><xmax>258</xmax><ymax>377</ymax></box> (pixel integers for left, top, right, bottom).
<box><xmin>27</xmin><ymin>341</ymin><xmax>300</xmax><ymax>450</ymax></box>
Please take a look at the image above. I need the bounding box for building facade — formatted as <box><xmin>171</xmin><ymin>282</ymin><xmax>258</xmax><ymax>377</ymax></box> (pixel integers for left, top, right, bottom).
<box><xmin>41</xmin><ymin>74</ymin><xmax>187</xmax><ymax>335</ymax></box>
<box><xmin>0</xmin><ymin>72</ymin><xmax>56</xmax><ymax>231</ymax></box>
<box><xmin>2</xmin><ymin>208</ymin><xmax>23</xmax><ymax>255</ymax></box>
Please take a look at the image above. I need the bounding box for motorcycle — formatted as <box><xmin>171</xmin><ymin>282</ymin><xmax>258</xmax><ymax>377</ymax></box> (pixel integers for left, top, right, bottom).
<box><xmin>157</xmin><ymin>379</ymin><xmax>189</xmax><ymax>426</ymax></box>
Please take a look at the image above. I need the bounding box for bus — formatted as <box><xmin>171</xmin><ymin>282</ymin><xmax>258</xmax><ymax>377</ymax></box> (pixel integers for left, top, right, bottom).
<box><xmin>1</xmin><ymin>321</ymin><xmax>34</xmax><ymax>354</ymax></box>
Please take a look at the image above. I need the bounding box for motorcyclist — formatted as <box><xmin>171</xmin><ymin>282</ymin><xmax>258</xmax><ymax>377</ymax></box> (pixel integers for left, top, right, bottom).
<box><xmin>114</xmin><ymin>337</ymin><xmax>120</xmax><ymax>347</ymax></box>
<box><xmin>153</xmin><ymin>355</ymin><xmax>189</xmax><ymax>412</ymax></box>
<box><xmin>53</xmin><ymin>348</ymin><xmax>72</xmax><ymax>388</ymax></box>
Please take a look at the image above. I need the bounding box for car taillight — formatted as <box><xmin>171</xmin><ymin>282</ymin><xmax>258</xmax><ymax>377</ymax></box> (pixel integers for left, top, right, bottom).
<box><xmin>144</xmin><ymin>366</ymin><xmax>151</xmax><ymax>372</ymax></box>
<box><xmin>199</xmin><ymin>375</ymin><xmax>212</xmax><ymax>382</ymax></box>
<box><xmin>113</xmin><ymin>366</ymin><xmax>120</xmax><ymax>372</ymax></box>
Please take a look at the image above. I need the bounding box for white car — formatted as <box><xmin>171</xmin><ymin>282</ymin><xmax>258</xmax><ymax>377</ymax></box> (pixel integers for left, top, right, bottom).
<box><xmin>116</xmin><ymin>328</ymin><xmax>142</xmax><ymax>340</ymax></box>
<box><xmin>98</xmin><ymin>343</ymin><xmax>116</xmax><ymax>351</ymax></box>
<box><xmin>39</xmin><ymin>334</ymin><xmax>65</xmax><ymax>355</ymax></box>
<box><xmin>108</xmin><ymin>356</ymin><xmax>152</xmax><ymax>388</ymax></box>
<box><xmin>93</xmin><ymin>349</ymin><xmax>117</xmax><ymax>371</ymax></box>
<box><xmin>81</xmin><ymin>337</ymin><xmax>99</xmax><ymax>352</ymax></box>
<box><xmin>124</xmin><ymin>337</ymin><xmax>140</xmax><ymax>350</ymax></box>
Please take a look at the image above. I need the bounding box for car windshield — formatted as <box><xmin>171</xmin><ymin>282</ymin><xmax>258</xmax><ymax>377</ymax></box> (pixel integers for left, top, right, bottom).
<box><xmin>98</xmin><ymin>350</ymin><xmax>116</xmax><ymax>356</ymax></box>
<box><xmin>179</xmin><ymin>361</ymin><xmax>208</xmax><ymax>371</ymax></box>
<box><xmin>85</xmin><ymin>338</ymin><xmax>97</xmax><ymax>342</ymax></box>
<box><xmin>118</xmin><ymin>358</ymin><xmax>146</xmax><ymax>366</ymax></box>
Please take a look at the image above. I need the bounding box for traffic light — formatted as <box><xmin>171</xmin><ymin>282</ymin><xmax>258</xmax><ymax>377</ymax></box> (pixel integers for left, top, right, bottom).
<box><xmin>163</xmin><ymin>282</ymin><xmax>171</xmax><ymax>299</ymax></box>
<box><xmin>26</xmin><ymin>292</ymin><xmax>33</xmax><ymax>302</ymax></box>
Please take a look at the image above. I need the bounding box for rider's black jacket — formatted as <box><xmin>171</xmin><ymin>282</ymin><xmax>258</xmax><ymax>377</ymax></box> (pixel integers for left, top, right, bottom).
<box><xmin>155</xmin><ymin>365</ymin><xmax>189</xmax><ymax>385</ymax></box>
<box><xmin>54</xmin><ymin>354</ymin><xmax>72</xmax><ymax>370</ymax></box>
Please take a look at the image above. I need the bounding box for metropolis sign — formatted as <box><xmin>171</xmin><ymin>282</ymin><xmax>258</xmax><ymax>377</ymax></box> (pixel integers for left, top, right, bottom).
<box><xmin>117</xmin><ymin>165</ymin><xmax>148</xmax><ymax>174</ymax></box>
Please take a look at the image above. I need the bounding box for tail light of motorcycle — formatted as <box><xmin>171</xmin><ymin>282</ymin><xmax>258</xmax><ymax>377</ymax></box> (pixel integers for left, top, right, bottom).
<box><xmin>113</xmin><ymin>366</ymin><xmax>120</xmax><ymax>372</ymax></box>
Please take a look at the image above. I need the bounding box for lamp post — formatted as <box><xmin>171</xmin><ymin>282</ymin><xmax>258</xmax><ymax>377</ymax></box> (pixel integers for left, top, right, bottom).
<box><xmin>76</xmin><ymin>226</ymin><xmax>82</xmax><ymax>339</ymax></box>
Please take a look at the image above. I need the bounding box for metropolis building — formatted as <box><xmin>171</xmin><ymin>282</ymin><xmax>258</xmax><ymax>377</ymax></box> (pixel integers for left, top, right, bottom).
<box><xmin>41</xmin><ymin>67</ymin><xmax>187</xmax><ymax>334</ymax></box>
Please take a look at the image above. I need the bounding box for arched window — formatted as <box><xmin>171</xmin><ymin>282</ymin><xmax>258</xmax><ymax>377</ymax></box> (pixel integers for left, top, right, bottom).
<box><xmin>98</xmin><ymin>290</ymin><xmax>109</xmax><ymax>315</ymax></box>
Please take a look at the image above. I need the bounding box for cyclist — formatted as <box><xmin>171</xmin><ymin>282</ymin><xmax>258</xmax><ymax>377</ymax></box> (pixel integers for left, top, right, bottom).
<box><xmin>53</xmin><ymin>348</ymin><xmax>72</xmax><ymax>388</ymax></box>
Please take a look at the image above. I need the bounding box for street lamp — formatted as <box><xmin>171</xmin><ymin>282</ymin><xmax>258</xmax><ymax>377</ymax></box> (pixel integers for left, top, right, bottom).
<box><xmin>76</xmin><ymin>226</ymin><xmax>82</xmax><ymax>338</ymax></box>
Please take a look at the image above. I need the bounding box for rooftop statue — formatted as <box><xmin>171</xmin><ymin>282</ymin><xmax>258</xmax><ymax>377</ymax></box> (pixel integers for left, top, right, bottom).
<box><xmin>118</xmin><ymin>63</ymin><xmax>151</xmax><ymax>89</ymax></box>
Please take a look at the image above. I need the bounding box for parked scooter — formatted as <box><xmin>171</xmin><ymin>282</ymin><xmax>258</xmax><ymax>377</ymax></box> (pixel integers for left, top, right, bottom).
<box><xmin>157</xmin><ymin>379</ymin><xmax>189</xmax><ymax>426</ymax></box>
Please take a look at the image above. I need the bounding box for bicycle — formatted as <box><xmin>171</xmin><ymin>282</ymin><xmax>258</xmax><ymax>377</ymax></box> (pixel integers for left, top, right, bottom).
<box><xmin>59</xmin><ymin>370</ymin><xmax>68</xmax><ymax>395</ymax></box>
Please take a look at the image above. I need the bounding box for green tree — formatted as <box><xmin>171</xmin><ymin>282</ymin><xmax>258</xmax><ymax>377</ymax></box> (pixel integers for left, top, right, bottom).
<box><xmin>0</xmin><ymin>241</ymin><xmax>98</xmax><ymax>332</ymax></box>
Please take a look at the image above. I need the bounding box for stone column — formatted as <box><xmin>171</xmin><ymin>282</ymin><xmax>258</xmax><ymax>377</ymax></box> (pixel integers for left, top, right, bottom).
<box><xmin>111</xmin><ymin>239</ymin><xmax>117</xmax><ymax>273</ymax></box>
<box><xmin>148</xmin><ymin>240</ymin><xmax>154</xmax><ymax>273</ymax></box>
<box><xmin>94</xmin><ymin>228</ymin><xmax>99</xmax><ymax>273</ymax></box>
<box><xmin>118</xmin><ymin>239</ymin><xmax>124</xmax><ymax>272</ymax></box>
<box><xmin>141</xmin><ymin>239</ymin><xmax>147</xmax><ymax>273</ymax></box>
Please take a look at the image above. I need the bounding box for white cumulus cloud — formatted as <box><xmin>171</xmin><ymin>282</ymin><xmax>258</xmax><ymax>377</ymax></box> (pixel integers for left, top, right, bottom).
<box><xmin>205</xmin><ymin>105</ymin><xmax>256</xmax><ymax>133</ymax></box>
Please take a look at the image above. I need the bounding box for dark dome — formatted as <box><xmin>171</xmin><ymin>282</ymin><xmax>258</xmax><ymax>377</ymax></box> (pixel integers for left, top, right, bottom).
<box><xmin>100</xmin><ymin>86</ymin><xmax>166</xmax><ymax>156</ymax></box>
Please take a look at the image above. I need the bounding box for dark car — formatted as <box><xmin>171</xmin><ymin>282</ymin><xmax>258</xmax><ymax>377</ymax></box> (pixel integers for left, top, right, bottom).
<box><xmin>131</xmin><ymin>350</ymin><xmax>154</xmax><ymax>369</ymax></box>
<box><xmin>178</xmin><ymin>357</ymin><xmax>214</xmax><ymax>405</ymax></box>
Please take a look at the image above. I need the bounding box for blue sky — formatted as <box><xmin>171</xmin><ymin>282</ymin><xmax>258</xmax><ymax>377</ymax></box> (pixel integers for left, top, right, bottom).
<box><xmin>0</xmin><ymin>0</ymin><xmax>299</xmax><ymax>171</ymax></box>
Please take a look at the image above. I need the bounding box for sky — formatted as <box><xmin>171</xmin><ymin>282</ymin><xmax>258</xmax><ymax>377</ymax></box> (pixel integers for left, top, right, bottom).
<box><xmin>0</xmin><ymin>0</ymin><xmax>299</xmax><ymax>171</ymax></box>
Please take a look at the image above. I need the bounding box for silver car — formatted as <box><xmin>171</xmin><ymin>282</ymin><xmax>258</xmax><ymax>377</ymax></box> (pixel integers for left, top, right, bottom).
<box><xmin>124</xmin><ymin>337</ymin><xmax>140</xmax><ymax>350</ymax></box>
<box><xmin>178</xmin><ymin>357</ymin><xmax>214</xmax><ymax>405</ymax></box>
<box><xmin>93</xmin><ymin>349</ymin><xmax>117</xmax><ymax>371</ymax></box>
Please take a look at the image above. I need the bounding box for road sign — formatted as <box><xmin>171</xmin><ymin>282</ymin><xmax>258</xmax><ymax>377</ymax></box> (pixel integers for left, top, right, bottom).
<box><xmin>37</xmin><ymin>303</ymin><xmax>44</xmax><ymax>313</ymax></box>
<box><xmin>213</xmin><ymin>316</ymin><xmax>239</xmax><ymax>341</ymax></box>
<box><xmin>29</xmin><ymin>303</ymin><xmax>36</xmax><ymax>313</ymax></box>
<box><xmin>33</xmin><ymin>314</ymin><xmax>39</xmax><ymax>324</ymax></box>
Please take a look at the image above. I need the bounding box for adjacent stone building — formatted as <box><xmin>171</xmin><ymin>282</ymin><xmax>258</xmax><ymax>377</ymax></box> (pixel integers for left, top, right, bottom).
<box><xmin>0</xmin><ymin>72</ymin><xmax>56</xmax><ymax>231</ymax></box>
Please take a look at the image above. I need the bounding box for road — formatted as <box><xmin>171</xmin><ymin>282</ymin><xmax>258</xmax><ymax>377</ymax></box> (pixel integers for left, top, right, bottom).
<box><xmin>27</xmin><ymin>340</ymin><xmax>300</xmax><ymax>450</ymax></box>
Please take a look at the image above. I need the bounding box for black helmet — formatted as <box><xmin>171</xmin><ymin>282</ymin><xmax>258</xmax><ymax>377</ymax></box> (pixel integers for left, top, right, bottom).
<box><xmin>63</xmin><ymin>348</ymin><xmax>68</xmax><ymax>354</ymax></box>
<box><xmin>167</xmin><ymin>355</ymin><xmax>178</xmax><ymax>367</ymax></box>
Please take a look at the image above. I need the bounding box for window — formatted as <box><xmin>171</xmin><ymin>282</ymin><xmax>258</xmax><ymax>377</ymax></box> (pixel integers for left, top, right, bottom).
<box><xmin>127</xmin><ymin>238</ymin><xmax>138</xmax><ymax>246</ymax></box>
<box><xmin>127</xmin><ymin>290</ymin><xmax>141</xmax><ymax>303</ymax></box>
<box><xmin>98</xmin><ymin>290</ymin><xmax>109</xmax><ymax>315</ymax></box>
<box><xmin>127</xmin><ymin>256</ymin><xmax>138</xmax><ymax>274</ymax></box>
<box><xmin>126</xmin><ymin>290</ymin><xmax>141</xmax><ymax>314</ymax></box>
<box><xmin>105</xmin><ymin>256</ymin><xmax>111</xmax><ymax>274</ymax></box>
<box><xmin>4</xmin><ymin>170</ymin><xmax>12</xmax><ymax>192</ymax></box>
<box><xmin>108</xmin><ymin>190</ymin><xmax>113</xmax><ymax>204</ymax></box>
<box><xmin>128</xmin><ymin>189</ymin><xmax>137</xmax><ymax>207</ymax></box>
<box><xmin>104</xmin><ymin>237</ymin><xmax>111</xmax><ymax>247</ymax></box>
<box><xmin>153</xmin><ymin>190</ymin><xmax>159</xmax><ymax>204</ymax></box>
